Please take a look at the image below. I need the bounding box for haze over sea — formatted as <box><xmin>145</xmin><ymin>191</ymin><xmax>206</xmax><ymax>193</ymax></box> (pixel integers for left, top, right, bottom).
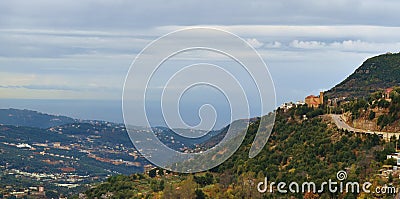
<box><xmin>0</xmin><ymin>99</ymin><xmax>124</xmax><ymax>124</ymax></box>
<box><xmin>0</xmin><ymin>98</ymin><xmax>248</xmax><ymax>129</ymax></box>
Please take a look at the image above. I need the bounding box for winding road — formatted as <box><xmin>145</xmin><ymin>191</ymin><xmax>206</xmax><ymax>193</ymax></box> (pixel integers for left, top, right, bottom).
<box><xmin>330</xmin><ymin>114</ymin><xmax>400</xmax><ymax>140</ymax></box>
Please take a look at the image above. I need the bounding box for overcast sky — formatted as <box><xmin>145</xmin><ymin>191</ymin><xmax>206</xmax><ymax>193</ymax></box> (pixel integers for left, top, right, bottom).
<box><xmin>1</xmin><ymin>0</ymin><xmax>400</xmax><ymax>125</ymax></box>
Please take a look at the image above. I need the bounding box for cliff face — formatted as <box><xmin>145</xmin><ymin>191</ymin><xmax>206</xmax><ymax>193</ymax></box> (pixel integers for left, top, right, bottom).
<box><xmin>343</xmin><ymin>108</ymin><xmax>388</xmax><ymax>132</ymax></box>
<box><xmin>326</xmin><ymin>52</ymin><xmax>400</xmax><ymax>99</ymax></box>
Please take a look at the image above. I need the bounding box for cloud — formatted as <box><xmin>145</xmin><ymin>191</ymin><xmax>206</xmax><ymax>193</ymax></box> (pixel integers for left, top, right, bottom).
<box><xmin>3</xmin><ymin>25</ymin><xmax>400</xmax><ymax>60</ymax></box>
<box><xmin>0</xmin><ymin>28</ymin><xmax>150</xmax><ymax>59</ymax></box>
<box><xmin>290</xmin><ymin>40</ymin><xmax>326</xmax><ymax>49</ymax></box>
<box><xmin>246</xmin><ymin>38</ymin><xmax>264</xmax><ymax>48</ymax></box>
<box><xmin>329</xmin><ymin>40</ymin><xmax>400</xmax><ymax>53</ymax></box>
<box><xmin>264</xmin><ymin>41</ymin><xmax>282</xmax><ymax>48</ymax></box>
<box><xmin>1</xmin><ymin>1</ymin><xmax>400</xmax><ymax>103</ymax></box>
<box><xmin>0</xmin><ymin>85</ymin><xmax>77</xmax><ymax>91</ymax></box>
<box><xmin>0</xmin><ymin>71</ymin><xmax>123</xmax><ymax>99</ymax></box>
<box><xmin>2</xmin><ymin>25</ymin><xmax>400</xmax><ymax>102</ymax></box>
<box><xmin>287</xmin><ymin>39</ymin><xmax>400</xmax><ymax>53</ymax></box>
<box><xmin>1</xmin><ymin>0</ymin><xmax>400</xmax><ymax>30</ymax></box>
<box><xmin>3</xmin><ymin>1</ymin><xmax>400</xmax><ymax>127</ymax></box>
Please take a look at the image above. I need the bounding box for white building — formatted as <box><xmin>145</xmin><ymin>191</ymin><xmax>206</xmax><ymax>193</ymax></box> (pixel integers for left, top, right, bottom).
<box><xmin>16</xmin><ymin>143</ymin><xmax>32</xmax><ymax>149</ymax></box>
<box><xmin>386</xmin><ymin>153</ymin><xmax>400</xmax><ymax>166</ymax></box>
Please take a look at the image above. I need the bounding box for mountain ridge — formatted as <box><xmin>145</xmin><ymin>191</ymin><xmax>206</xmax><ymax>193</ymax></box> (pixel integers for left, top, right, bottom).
<box><xmin>326</xmin><ymin>52</ymin><xmax>400</xmax><ymax>98</ymax></box>
<box><xmin>0</xmin><ymin>108</ymin><xmax>77</xmax><ymax>129</ymax></box>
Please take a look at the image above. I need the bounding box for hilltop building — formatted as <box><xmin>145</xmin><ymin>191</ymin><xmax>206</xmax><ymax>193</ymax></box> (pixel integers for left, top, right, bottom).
<box><xmin>384</xmin><ymin>88</ymin><xmax>393</xmax><ymax>101</ymax></box>
<box><xmin>305</xmin><ymin>92</ymin><xmax>324</xmax><ymax>108</ymax></box>
<box><xmin>387</xmin><ymin>153</ymin><xmax>400</xmax><ymax>166</ymax></box>
<box><xmin>279</xmin><ymin>102</ymin><xmax>295</xmax><ymax>112</ymax></box>
<box><xmin>279</xmin><ymin>101</ymin><xmax>306</xmax><ymax>112</ymax></box>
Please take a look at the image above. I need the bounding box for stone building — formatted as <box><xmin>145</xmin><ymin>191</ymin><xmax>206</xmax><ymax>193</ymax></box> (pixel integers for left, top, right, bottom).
<box><xmin>305</xmin><ymin>92</ymin><xmax>324</xmax><ymax>108</ymax></box>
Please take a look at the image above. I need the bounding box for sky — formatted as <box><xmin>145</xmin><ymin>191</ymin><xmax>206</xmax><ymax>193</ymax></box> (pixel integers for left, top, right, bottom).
<box><xmin>1</xmin><ymin>0</ymin><xmax>400</xmax><ymax>127</ymax></box>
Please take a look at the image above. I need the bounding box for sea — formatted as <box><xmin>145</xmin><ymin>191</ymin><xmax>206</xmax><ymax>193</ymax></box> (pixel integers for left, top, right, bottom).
<box><xmin>0</xmin><ymin>99</ymin><xmax>124</xmax><ymax>124</ymax></box>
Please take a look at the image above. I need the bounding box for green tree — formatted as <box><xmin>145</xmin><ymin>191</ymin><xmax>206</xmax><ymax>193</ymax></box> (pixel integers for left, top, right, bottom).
<box><xmin>163</xmin><ymin>182</ymin><xmax>176</xmax><ymax>199</ymax></box>
<box><xmin>46</xmin><ymin>191</ymin><xmax>59</xmax><ymax>199</ymax></box>
<box><xmin>179</xmin><ymin>175</ymin><xmax>196</xmax><ymax>199</ymax></box>
<box><xmin>149</xmin><ymin>169</ymin><xmax>157</xmax><ymax>178</ymax></box>
<box><xmin>384</xmin><ymin>158</ymin><xmax>397</xmax><ymax>166</ymax></box>
<box><xmin>195</xmin><ymin>189</ymin><xmax>206</xmax><ymax>199</ymax></box>
<box><xmin>369</xmin><ymin>110</ymin><xmax>376</xmax><ymax>120</ymax></box>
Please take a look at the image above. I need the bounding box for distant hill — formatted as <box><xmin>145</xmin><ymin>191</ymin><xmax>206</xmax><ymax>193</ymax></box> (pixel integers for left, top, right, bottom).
<box><xmin>0</xmin><ymin>108</ymin><xmax>229</xmax><ymax>198</ymax></box>
<box><xmin>0</xmin><ymin>108</ymin><xmax>76</xmax><ymax>128</ymax></box>
<box><xmin>153</xmin><ymin>126</ymin><xmax>223</xmax><ymax>151</ymax></box>
<box><xmin>0</xmin><ymin>108</ymin><xmax>223</xmax><ymax>149</ymax></box>
<box><xmin>326</xmin><ymin>52</ymin><xmax>400</xmax><ymax>98</ymax></box>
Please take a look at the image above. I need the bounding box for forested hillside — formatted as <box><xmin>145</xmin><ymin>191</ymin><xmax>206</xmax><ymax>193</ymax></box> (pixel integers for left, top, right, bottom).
<box><xmin>0</xmin><ymin>108</ymin><xmax>76</xmax><ymax>128</ymax></box>
<box><xmin>81</xmin><ymin>106</ymin><xmax>397</xmax><ymax>198</ymax></box>
<box><xmin>326</xmin><ymin>52</ymin><xmax>400</xmax><ymax>98</ymax></box>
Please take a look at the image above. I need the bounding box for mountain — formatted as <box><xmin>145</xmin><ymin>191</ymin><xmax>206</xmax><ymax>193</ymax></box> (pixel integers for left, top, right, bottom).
<box><xmin>81</xmin><ymin>52</ymin><xmax>400</xmax><ymax>198</ymax></box>
<box><xmin>153</xmin><ymin>126</ymin><xmax>223</xmax><ymax>151</ymax></box>
<box><xmin>0</xmin><ymin>108</ymin><xmax>229</xmax><ymax>197</ymax></box>
<box><xmin>0</xmin><ymin>108</ymin><xmax>76</xmax><ymax>128</ymax></box>
<box><xmin>82</xmin><ymin>109</ymin><xmax>393</xmax><ymax>198</ymax></box>
<box><xmin>326</xmin><ymin>52</ymin><xmax>400</xmax><ymax>98</ymax></box>
<box><xmin>0</xmin><ymin>108</ymin><xmax>222</xmax><ymax>150</ymax></box>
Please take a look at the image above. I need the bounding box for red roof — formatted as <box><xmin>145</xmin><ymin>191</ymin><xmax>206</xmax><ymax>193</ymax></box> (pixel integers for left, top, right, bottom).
<box><xmin>306</xmin><ymin>95</ymin><xmax>318</xmax><ymax>99</ymax></box>
<box><xmin>309</xmin><ymin>101</ymin><xmax>320</xmax><ymax>105</ymax></box>
<box><xmin>386</xmin><ymin>88</ymin><xmax>394</xmax><ymax>93</ymax></box>
<box><xmin>60</xmin><ymin>167</ymin><xmax>76</xmax><ymax>172</ymax></box>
